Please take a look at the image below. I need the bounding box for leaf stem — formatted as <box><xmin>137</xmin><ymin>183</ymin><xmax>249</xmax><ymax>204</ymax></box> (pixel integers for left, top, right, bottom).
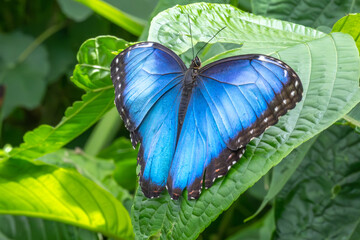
<box><xmin>84</xmin><ymin>107</ymin><xmax>121</xmax><ymax>155</ymax></box>
<box><xmin>75</xmin><ymin>0</ymin><xmax>145</xmax><ymax>36</ymax></box>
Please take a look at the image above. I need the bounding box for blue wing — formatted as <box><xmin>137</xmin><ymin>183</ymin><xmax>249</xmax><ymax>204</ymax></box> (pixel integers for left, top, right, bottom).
<box><xmin>110</xmin><ymin>42</ymin><xmax>186</xmax><ymax>198</ymax></box>
<box><xmin>168</xmin><ymin>54</ymin><xmax>302</xmax><ymax>199</ymax></box>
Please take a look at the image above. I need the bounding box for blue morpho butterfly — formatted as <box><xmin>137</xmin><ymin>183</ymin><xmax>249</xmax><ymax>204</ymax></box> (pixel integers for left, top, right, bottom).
<box><xmin>110</xmin><ymin>29</ymin><xmax>303</xmax><ymax>200</ymax></box>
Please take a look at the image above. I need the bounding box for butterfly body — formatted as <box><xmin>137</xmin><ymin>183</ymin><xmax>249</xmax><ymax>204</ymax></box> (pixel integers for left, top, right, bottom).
<box><xmin>111</xmin><ymin>42</ymin><xmax>302</xmax><ymax>200</ymax></box>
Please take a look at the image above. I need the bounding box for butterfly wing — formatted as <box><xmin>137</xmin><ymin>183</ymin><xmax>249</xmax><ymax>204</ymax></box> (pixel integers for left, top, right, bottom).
<box><xmin>110</xmin><ymin>42</ymin><xmax>186</xmax><ymax>198</ymax></box>
<box><xmin>168</xmin><ymin>54</ymin><xmax>302</xmax><ymax>199</ymax></box>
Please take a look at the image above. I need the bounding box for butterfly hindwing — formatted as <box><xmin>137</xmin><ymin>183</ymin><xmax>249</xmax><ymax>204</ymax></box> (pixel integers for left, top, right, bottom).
<box><xmin>168</xmin><ymin>54</ymin><xmax>302</xmax><ymax>199</ymax></box>
<box><xmin>111</xmin><ymin>42</ymin><xmax>186</xmax><ymax>198</ymax></box>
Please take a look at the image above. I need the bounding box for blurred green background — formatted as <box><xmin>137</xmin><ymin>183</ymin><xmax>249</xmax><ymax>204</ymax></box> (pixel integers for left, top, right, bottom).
<box><xmin>0</xmin><ymin>0</ymin><xmax>157</xmax><ymax>147</ymax></box>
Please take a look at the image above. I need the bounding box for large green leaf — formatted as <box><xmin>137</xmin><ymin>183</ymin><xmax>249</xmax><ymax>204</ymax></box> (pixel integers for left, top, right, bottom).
<box><xmin>38</xmin><ymin>149</ymin><xmax>131</xmax><ymax>203</ymax></box>
<box><xmin>252</xmin><ymin>0</ymin><xmax>360</xmax><ymax>28</ymax></box>
<box><xmin>8</xmin><ymin>36</ymin><xmax>125</xmax><ymax>161</ymax></box>
<box><xmin>139</xmin><ymin>0</ymin><xmax>234</xmax><ymax>41</ymax></box>
<box><xmin>148</xmin><ymin>4</ymin><xmax>325</xmax><ymax>57</ymax></box>
<box><xmin>0</xmin><ymin>215</ymin><xmax>100</xmax><ymax>240</ymax></box>
<box><xmin>0</xmin><ymin>158</ymin><xmax>133</xmax><ymax>239</ymax></box>
<box><xmin>274</xmin><ymin>125</ymin><xmax>360</xmax><ymax>239</ymax></box>
<box><xmin>132</xmin><ymin>3</ymin><xmax>360</xmax><ymax>239</ymax></box>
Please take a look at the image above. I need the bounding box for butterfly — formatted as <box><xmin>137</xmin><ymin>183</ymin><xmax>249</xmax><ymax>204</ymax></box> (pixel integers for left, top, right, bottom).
<box><xmin>110</xmin><ymin>41</ymin><xmax>302</xmax><ymax>200</ymax></box>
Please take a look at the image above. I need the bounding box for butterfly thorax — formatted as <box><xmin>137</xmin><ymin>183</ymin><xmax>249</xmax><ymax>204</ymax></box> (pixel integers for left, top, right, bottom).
<box><xmin>178</xmin><ymin>57</ymin><xmax>201</xmax><ymax>132</ymax></box>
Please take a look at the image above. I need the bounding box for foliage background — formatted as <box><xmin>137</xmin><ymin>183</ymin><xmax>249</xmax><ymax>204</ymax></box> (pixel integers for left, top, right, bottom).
<box><xmin>0</xmin><ymin>0</ymin><xmax>359</xmax><ymax>240</ymax></box>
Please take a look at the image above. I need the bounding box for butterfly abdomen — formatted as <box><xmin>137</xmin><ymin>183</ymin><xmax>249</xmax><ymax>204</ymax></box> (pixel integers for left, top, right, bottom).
<box><xmin>178</xmin><ymin>69</ymin><xmax>197</xmax><ymax>126</ymax></box>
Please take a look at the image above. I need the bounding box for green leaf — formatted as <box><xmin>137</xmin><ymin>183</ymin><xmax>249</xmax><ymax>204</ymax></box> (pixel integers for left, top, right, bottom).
<box><xmin>139</xmin><ymin>0</ymin><xmax>234</xmax><ymax>41</ymax></box>
<box><xmin>133</xmin><ymin>3</ymin><xmax>360</xmax><ymax>240</ymax></box>
<box><xmin>0</xmin><ymin>215</ymin><xmax>100</xmax><ymax>240</ymax></box>
<box><xmin>75</xmin><ymin>0</ymin><xmax>145</xmax><ymax>36</ymax></box>
<box><xmin>73</xmin><ymin>36</ymin><xmax>128</xmax><ymax>91</ymax></box>
<box><xmin>38</xmin><ymin>149</ymin><xmax>131</xmax><ymax>202</ymax></box>
<box><xmin>148</xmin><ymin>4</ymin><xmax>325</xmax><ymax>57</ymax></box>
<box><xmin>252</xmin><ymin>0</ymin><xmax>360</xmax><ymax>28</ymax></box>
<box><xmin>0</xmin><ymin>31</ymin><xmax>49</xmax><ymax>119</ymax></box>
<box><xmin>9</xmin><ymin>89</ymin><xmax>114</xmax><ymax>160</ymax></box>
<box><xmin>57</xmin><ymin>0</ymin><xmax>93</xmax><ymax>22</ymax></box>
<box><xmin>0</xmin><ymin>158</ymin><xmax>134</xmax><ymax>239</ymax></box>
<box><xmin>332</xmin><ymin>13</ymin><xmax>360</xmax><ymax>53</ymax></box>
<box><xmin>246</xmin><ymin>137</ymin><xmax>317</xmax><ymax>221</ymax></box>
<box><xmin>274</xmin><ymin>125</ymin><xmax>360</xmax><ymax>239</ymax></box>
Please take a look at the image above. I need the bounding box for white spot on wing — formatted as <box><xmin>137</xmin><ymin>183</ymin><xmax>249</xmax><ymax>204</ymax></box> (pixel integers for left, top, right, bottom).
<box><xmin>291</xmin><ymin>90</ymin><xmax>296</xmax><ymax>97</ymax></box>
<box><xmin>275</xmin><ymin>106</ymin><xmax>279</xmax><ymax>112</ymax></box>
<box><xmin>258</xmin><ymin>55</ymin><xmax>266</xmax><ymax>61</ymax></box>
<box><xmin>140</xmin><ymin>42</ymin><xmax>155</xmax><ymax>48</ymax></box>
<box><xmin>264</xmin><ymin>117</ymin><xmax>268</xmax><ymax>123</ymax></box>
<box><xmin>283</xmin><ymin>99</ymin><xmax>287</xmax><ymax>104</ymax></box>
<box><xmin>295</xmin><ymin>80</ymin><xmax>299</xmax><ymax>87</ymax></box>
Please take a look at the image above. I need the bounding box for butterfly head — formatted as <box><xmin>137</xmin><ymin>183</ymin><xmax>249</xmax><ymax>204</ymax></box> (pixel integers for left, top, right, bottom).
<box><xmin>191</xmin><ymin>56</ymin><xmax>201</xmax><ymax>69</ymax></box>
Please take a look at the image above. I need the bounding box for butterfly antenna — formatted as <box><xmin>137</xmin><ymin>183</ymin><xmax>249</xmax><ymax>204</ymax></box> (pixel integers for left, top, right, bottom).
<box><xmin>187</xmin><ymin>14</ymin><xmax>195</xmax><ymax>59</ymax></box>
<box><xmin>195</xmin><ymin>26</ymin><xmax>226</xmax><ymax>57</ymax></box>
